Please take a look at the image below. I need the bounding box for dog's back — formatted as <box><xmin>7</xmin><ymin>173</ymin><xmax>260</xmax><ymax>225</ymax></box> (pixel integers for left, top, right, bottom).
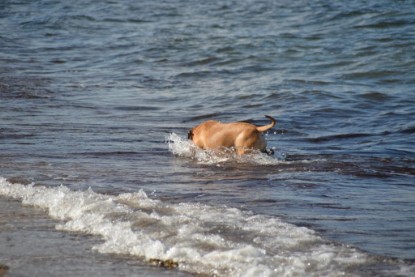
<box><xmin>188</xmin><ymin>116</ymin><xmax>276</xmax><ymax>154</ymax></box>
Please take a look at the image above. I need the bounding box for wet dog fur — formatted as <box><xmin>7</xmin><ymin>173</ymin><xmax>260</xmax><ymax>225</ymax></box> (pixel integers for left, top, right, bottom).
<box><xmin>188</xmin><ymin>115</ymin><xmax>276</xmax><ymax>155</ymax></box>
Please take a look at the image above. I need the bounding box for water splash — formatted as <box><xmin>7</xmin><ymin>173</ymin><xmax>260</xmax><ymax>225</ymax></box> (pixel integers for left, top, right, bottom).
<box><xmin>167</xmin><ymin>133</ymin><xmax>283</xmax><ymax>165</ymax></box>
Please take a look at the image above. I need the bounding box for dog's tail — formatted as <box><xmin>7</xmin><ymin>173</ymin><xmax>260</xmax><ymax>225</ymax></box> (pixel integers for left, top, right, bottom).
<box><xmin>256</xmin><ymin>115</ymin><xmax>276</xmax><ymax>132</ymax></box>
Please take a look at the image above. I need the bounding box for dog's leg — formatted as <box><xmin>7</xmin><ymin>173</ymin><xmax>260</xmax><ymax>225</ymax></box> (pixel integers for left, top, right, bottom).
<box><xmin>234</xmin><ymin>131</ymin><xmax>258</xmax><ymax>155</ymax></box>
<box><xmin>236</xmin><ymin>147</ymin><xmax>247</xmax><ymax>155</ymax></box>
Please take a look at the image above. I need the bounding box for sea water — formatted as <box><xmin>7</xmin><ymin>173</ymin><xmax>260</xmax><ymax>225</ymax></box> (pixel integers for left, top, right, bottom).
<box><xmin>1</xmin><ymin>0</ymin><xmax>414</xmax><ymax>276</ymax></box>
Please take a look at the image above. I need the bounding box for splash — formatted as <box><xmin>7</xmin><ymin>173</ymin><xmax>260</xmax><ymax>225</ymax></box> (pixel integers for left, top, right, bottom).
<box><xmin>167</xmin><ymin>133</ymin><xmax>283</xmax><ymax>165</ymax></box>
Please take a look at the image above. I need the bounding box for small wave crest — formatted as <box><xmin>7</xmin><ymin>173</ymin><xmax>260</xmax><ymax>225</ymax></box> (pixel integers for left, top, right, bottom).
<box><xmin>0</xmin><ymin>177</ymin><xmax>375</xmax><ymax>276</ymax></box>
<box><xmin>167</xmin><ymin>133</ymin><xmax>283</xmax><ymax>165</ymax></box>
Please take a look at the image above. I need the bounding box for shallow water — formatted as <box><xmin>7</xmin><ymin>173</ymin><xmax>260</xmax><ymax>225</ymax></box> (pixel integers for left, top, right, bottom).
<box><xmin>1</xmin><ymin>0</ymin><xmax>415</xmax><ymax>276</ymax></box>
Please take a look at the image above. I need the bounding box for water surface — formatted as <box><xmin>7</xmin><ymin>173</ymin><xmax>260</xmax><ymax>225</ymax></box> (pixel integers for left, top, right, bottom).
<box><xmin>1</xmin><ymin>0</ymin><xmax>415</xmax><ymax>276</ymax></box>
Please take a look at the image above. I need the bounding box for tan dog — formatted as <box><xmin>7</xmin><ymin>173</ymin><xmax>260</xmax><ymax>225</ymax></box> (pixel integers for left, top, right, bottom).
<box><xmin>188</xmin><ymin>115</ymin><xmax>276</xmax><ymax>155</ymax></box>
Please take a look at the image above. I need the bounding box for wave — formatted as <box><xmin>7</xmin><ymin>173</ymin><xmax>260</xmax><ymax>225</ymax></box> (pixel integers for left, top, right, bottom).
<box><xmin>0</xmin><ymin>176</ymin><xmax>379</xmax><ymax>276</ymax></box>
<box><xmin>306</xmin><ymin>133</ymin><xmax>372</xmax><ymax>143</ymax></box>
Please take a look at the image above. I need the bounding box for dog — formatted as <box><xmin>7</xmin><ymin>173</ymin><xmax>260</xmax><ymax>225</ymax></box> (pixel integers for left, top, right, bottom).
<box><xmin>188</xmin><ymin>115</ymin><xmax>276</xmax><ymax>155</ymax></box>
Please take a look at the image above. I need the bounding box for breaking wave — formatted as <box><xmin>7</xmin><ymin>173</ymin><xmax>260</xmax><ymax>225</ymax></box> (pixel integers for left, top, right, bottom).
<box><xmin>0</xmin><ymin>177</ymin><xmax>379</xmax><ymax>276</ymax></box>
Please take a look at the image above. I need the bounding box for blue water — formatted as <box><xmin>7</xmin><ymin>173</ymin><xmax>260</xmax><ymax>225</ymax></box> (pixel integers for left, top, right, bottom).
<box><xmin>1</xmin><ymin>0</ymin><xmax>415</xmax><ymax>276</ymax></box>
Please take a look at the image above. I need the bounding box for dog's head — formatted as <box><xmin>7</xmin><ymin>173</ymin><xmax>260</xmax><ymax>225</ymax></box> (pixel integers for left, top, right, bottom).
<box><xmin>187</xmin><ymin>129</ymin><xmax>194</xmax><ymax>140</ymax></box>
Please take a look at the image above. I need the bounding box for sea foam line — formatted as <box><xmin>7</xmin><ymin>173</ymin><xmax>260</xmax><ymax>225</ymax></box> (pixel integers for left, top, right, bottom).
<box><xmin>0</xmin><ymin>177</ymin><xmax>369</xmax><ymax>276</ymax></box>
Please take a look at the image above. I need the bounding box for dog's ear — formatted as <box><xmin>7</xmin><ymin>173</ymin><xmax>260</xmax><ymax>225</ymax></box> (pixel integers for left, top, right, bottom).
<box><xmin>188</xmin><ymin>129</ymin><xmax>194</xmax><ymax>140</ymax></box>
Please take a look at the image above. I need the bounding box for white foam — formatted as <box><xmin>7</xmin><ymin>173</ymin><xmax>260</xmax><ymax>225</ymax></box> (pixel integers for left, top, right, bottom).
<box><xmin>0</xmin><ymin>176</ymin><xmax>378</xmax><ymax>276</ymax></box>
<box><xmin>167</xmin><ymin>132</ymin><xmax>284</xmax><ymax>165</ymax></box>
